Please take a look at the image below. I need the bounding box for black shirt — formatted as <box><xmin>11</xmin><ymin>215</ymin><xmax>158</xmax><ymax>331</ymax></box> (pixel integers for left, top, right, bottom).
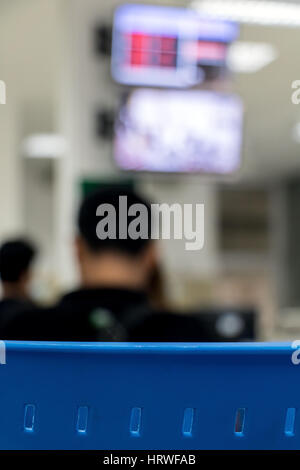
<box><xmin>0</xmin><ymin>298</ymin><xmax>35</xmax><ymax>331</ymax></box>
<box><xmin>1</xmin><ymin>287</ymin><xmax>204</xmax><ymax>342</ymax></box>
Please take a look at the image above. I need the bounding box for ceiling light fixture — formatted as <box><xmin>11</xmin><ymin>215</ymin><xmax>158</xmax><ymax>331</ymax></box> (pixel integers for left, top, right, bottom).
<box><xmin>191</xmin><ymin>1</ymin><xmax>300</xmax><ymax>27</ymax></box>
<box><xmin>227</xmin><ymin>41</ymin><xmax>278</xmax><ymax>72</ymax></box>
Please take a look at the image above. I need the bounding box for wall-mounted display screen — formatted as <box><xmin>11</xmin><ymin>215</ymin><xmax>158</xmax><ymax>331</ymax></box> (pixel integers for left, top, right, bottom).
<box><xmin>114</xmin><ymin>89</ymin><xmax>243</xmax><ymax>174</ymax></box>
<box><xmin>111</xmin><ymin>4</ymin><xmax>239</xmax><ymax>88</ymax></box>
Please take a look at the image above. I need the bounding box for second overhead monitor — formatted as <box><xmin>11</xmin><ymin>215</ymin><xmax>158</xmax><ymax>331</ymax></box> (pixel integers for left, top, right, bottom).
<box><xmin>114</xmin><ymin>89</ymin><xmax>243</xmax><ymax>175</ymax></box>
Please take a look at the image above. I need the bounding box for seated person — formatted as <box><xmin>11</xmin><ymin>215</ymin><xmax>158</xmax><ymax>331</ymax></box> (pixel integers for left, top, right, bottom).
<box><xmin>0</xmin><ymin>239</ymin><xmax>37</xmax><ymax>329</ymax></box>
<box><xmin>2</xmin><ymin>187</ymin><xmax>203</xmax><ymax>341</ymax></box>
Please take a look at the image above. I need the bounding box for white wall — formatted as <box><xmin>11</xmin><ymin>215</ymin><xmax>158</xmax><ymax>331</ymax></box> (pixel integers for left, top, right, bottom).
<box><xmin>0</xmin><ymin>0</ymin><xmax>64</xmax><ymax>285</ymax></box>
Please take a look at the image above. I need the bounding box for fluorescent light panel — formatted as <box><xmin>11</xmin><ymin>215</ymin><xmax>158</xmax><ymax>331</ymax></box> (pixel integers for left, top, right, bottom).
<box><xmin>228</xmin><ymin>41</ymin><xmax>278</xmax><ymax>72</ymax></box>
<box><xmin>192</xmin><ymin>1</ymin><xmax>300</xmax><ymax>27</ymax></box>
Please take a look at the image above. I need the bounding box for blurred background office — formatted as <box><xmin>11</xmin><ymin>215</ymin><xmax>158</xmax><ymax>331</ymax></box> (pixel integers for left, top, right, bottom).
<box><xmin>1</xmin><ymin>0</ymin><xmax>300</xmax><ymax>341</ymax></box>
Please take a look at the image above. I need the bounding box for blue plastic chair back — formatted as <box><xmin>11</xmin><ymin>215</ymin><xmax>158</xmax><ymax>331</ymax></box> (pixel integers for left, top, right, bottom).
<box><xmin>0</xmin><ymin>341</ymin><xmax>298</xmax><ymax>450</ymax></box>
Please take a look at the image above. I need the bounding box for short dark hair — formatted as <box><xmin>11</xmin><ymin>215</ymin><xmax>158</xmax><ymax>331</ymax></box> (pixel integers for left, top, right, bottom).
<box><xmin>0</xmin><ymin>239</ymin><xmax>36</xmax><ymax>283</ymax></box>
<box><xmin>78</xmin><ymin>186</ymin><xmax>153</xmax><ymax>256</ymax></box>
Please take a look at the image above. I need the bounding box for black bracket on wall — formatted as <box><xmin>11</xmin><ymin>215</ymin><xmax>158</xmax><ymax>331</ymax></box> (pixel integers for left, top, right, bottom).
<box><xmin>96</xmin><ymin>110</ymin><xmax>115</xmax><ymax>140</ymax></box>
<box><xmin>94</xmin><ymin>25</ymin><xmax>112</xmax><ymax>56</ymax></box>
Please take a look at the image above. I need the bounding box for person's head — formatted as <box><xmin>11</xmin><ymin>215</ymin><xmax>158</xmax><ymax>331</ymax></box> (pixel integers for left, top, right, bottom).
<box><xmin>76</xmin><ymin>186</ymin><xmax>158</xmax><ymax>290</ymax></box>
<box><xmin>0</xmin><ymin>239</ymin><xmax>36</xmax><ymax>299</ymax></box>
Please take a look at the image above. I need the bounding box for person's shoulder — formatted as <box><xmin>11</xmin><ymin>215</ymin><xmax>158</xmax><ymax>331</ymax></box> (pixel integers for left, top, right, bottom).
<box><xmin>0</xmin><ymin>304</ymin><xmax>41</xmax><ymax>339</ymax></box>
<box><xmin>0</xmin><ymin>298</ymin><xmax>38</xmax><ymax>330</ymax></box>
<box><xmin>0</xmin><ymin>298</ymin><xmax>33</xmax><ymax>314</ymax></box>
<box><xmin>0</xmin><ymin>300</ymin><xmax>63</xmax><ymax>341</ymax></box>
